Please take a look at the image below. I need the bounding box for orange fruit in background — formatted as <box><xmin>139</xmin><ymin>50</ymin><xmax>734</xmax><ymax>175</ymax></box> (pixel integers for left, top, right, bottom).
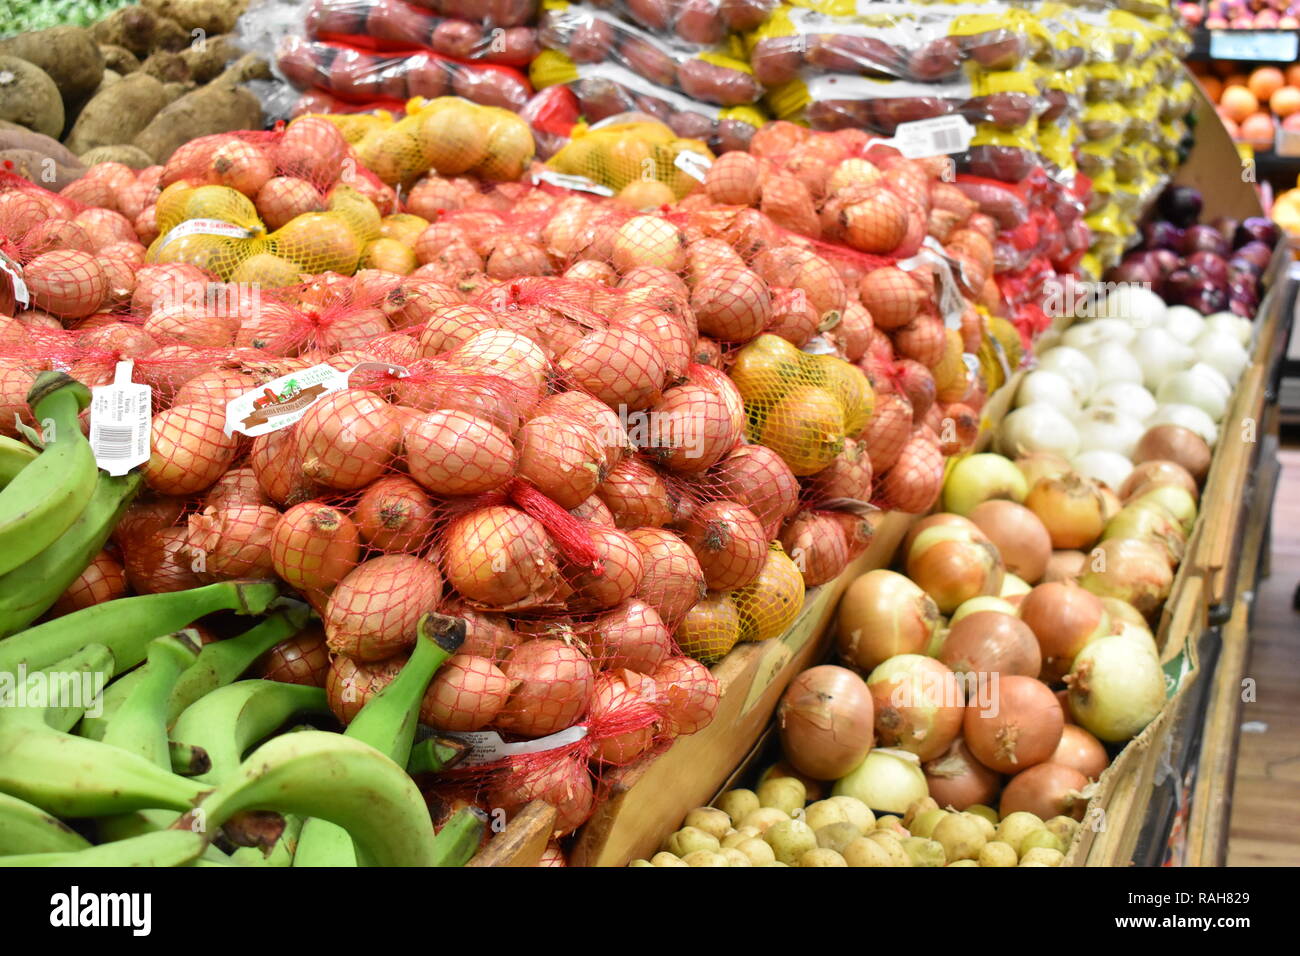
<box><xmin>1288</xmin><ymin>65</ymin><xmax>1300</xmax><ymax>87</ymax></box>
<box><xmin>1271</xmin><ymin>86</ymin><xmax>1300</xmax><ymax>117</ymax></box>
<box><xmin>1239</xmin><ymin>112</ymin><xmax>1276</xmax><ymax>149</ymax></box>
<box><xmin>1199</xmin><ymin>75</ymin><xmax>1224</xmax><ymax>102</ymax></box>
<box><xmin>1220</xmin><ymin>85</ymin><xmax>1260</xmax><ymax>123</ymax></box>
<box><xmin>1282</xmin><ymin>112</ymin><xmax>1300</xmax><ymax>133</ymax></box>
<box><xmin>1224</xmin><ymin>73</ymin><xmax>1250</xmax><ymax>89</ymax></box>
<box><xmin>1249</xmin><ymin>67</ymin><xmax>1285</xmax><ymax>102</ymax></box>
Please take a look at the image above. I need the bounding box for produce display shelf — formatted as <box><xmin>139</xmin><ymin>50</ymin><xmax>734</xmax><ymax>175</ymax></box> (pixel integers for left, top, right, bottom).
<box><xmin>467</xmin><ymin>801</ymin><xmax>557</xmax><ymax>867</ymax></box>
<box><xmin>1186</xmin><ymin>28</ymin><xmax>1300</xmax><ymax>63</ymax></box>
<box><xmin>567</xmin><ymin>509</ymin><xmax>920</xmax><ymax>867</ymax></box>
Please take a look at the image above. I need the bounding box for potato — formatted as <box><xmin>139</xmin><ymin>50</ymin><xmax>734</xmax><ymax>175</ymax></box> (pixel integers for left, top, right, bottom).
<box><xmin>66</xmin><ymin>73</ymin><xmax>169</xmax><ymax>155</ymax></box>
<box><xmin>0</xmin><ymin>120</ymin><xmax>82</xmax><ymax>168</ymax></box>
<box><xmin>99</xmin><ymin>45</ymin><xmax>142</xmax><ymax>75</ymax></box>
<box><xmin>78</xmin><ymin>145</ymin><xmax>155</xmax><ymax>169</ymax></box>
<box><xmin>0</xmin><ymin>57</ymin><xmax>64</xmax><ymax>139</ymax></box>
<box><xmin>141</xmin><ymin>0</ymin><xmax>248</xmax><ymax>35</ymax></box>
<box><xmin>133</xmin><ymin>77</ymin><xmax>262</xmax><ymax>162</ymax></box>
<box><xmin>0</xmin><ymin>27</ymin><xmax>104</xmax><ymax>106</ymax></box>
<box><xmin>180</xmin><ymin>35</ymin><xmax>241</xmax><ymax>85</ymax></box>
<box><xmin>141</xmin><ymin>52</ymin><xmax>191</xmax><ymax>84</ymax></box>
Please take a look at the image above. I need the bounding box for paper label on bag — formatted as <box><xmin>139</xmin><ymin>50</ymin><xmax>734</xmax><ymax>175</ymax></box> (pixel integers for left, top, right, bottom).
<box><xmin>155</xmin><ymin>218</ymin><xmax>256</xmax><ymax>252</ymax></box>
<box><xmin>223</xmin><ymin>361</ymin><xmax>408</xmax><ymax>437</ymax></box>
<box><xmin>441</xmin><ymin>725</ymin><xmax>588</xmax><ymax>767</ymax></box>
<box><xmin>899</xmin><ymin>238</ymin><xmax>966</xmax><ymax>328</ymax></box>
<box><xmin>89</xmin><ymin>361</ymin><xmax>152</xmax><ymax>476</ymax></box>
<box><xmin>0</xmin><ymin>251</ymin><xmax>28</xmax><ymax>308</ymax></box>
<box><xmin>533</xmin><ymin>169</ymin><xmax>615</xmax><ymax>196</ymax></box>
<box><xmin>888</xmin><ymin>116</ymin><xmax>975</xmax><ymax>159</ymax></box>
<box><xmin>673</xmin><ymin>150</ymin><xmax>712</xmax><ymax>182</ymax></box>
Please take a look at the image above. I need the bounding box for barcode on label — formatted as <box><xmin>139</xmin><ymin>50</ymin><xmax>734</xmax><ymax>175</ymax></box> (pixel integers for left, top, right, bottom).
<box><xmin>93</xmin><ymin>424</ymin><xmax>137</xmax><ymax>459</ymax></box>
<box><xmin>931</xmin><ymin>128</ymin><xmax>963</xmax><ymax>153</ymax></box>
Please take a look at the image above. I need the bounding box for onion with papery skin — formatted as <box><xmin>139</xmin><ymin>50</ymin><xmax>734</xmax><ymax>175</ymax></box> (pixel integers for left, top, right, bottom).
<box><xmin>1043</xmin><ymin>549</ymin><xmax>1086</xmax><ymax>583</ymax></box>
<box><xmin>939</xmin><ymin>611</ymin><xmax>1042</xmax><ymax>680</ymax></box>
<box><xmin>1015</xmin><ymin>452</ymin><xmax>1071</xmax><ymax>490</ymax></box>
<box><xmin>949</xmin><ymin>596</ymin><xmax>1017</xmax><ymax>626</ymax></box>
<box><xmin>590</xmin><ymin>599</ymin><xmax>674</xmax><ymax>674</ymax></box>
<box><xmin>324</xmin><ymin>554</ymin><xmax>444</xmax><ymax>661</ymax></box>
<box><xmin>681</xmin><ymin>501</ymin><xmax>767</xmax><ymax>591</ymax></box>
<box><xmin>496</xmin><ymin>638</ymin><xmax>595</xmax><ymax>738</ymax></box>
<box><xmin>1050</xmin><ymin>725</ymin><xmax>1109</xmax><ymax>780</ymax></box>
<box><xmin>559</xmin><ymin>327</ymin><xmax>667</xmax><ymax>411</ymax></box>
<box><xmin>203</xmin><ymin>468</ymin><xmax>272</xmax><ymax>511</ymax></box>
<box><xmin>513</xmin><ymin>413</ymin><xmax>605</xmax><ymax>507</ymax></box>
<box><xmin>353</xmin><ymin>476</ymin><xmax>435</xmax><ymax>553</ymax></box>
<box><xmin>250</xmin><ymin>427</ymin><xmax>319</xmax><ymax>507</ymax></box>
<box><xmin>1014</xmin><ymin>370</ymin><xmax>1078</xmax><ymax>414</ymax></box>
<box><xmin>879</xmin><ymin>430</ymin><xmax>944</xmax><ymax>514</ymax></box>
<box><xmin>998</xmin><ymin>404</ymin><xmax>1080</xmax><ymax>460</ymax></box>
<box><xmin>1066</xmin><ymin>634</ymin><xmax>1165</xmax><ymax>742</ymax></box>
<box><xmin>443</xmin><ymin>506</ymin><xmax>562</xmax><ymax>610</ymax></box>
<box><xmin>122</xmin><ymin>526</ymin><xmax>202</xmax><ymax>595</ymax></box>
<box><xmin>1133</xmin><ymin>425</ymin><xmax>1211</xmax><ymax>482</ymax></box>
<box><xmin>778</xmin><ymin>665</ymin><xmax>875</xmax><ymax>780</ymax></box>
<box><xmin>404</xmin><ymin>408</ymin><xmax>516</xmax><ymax>496</ymax></box>
<box><xmin>863</xmin><ymin>392</ymin><xmax>913</xmax><ymax>474</ymax></box>
<box><xmin>706</xmin><ymin>443</ymin><xmax>801</xmax><ymax>537</ymax></box>
<box><xmin>923</xmin><ymin>738</ymin><xmax>1003</xmax><ymax>811</ymax></box>
<box><xmin>420</xmin><ymin>654</ymin><xmax>514</xmax><ymax>732</ymax></box>
<box><xmin>271</xmin><ymin>502</ymin><xmax>361</xmax><ymax>591</ymax></box>
<box><xmin>1120</xmin><ymin>460</ymin><xmax>1199</xmax><ymax>505</ymax></box>
<box><xmin>326</xmin><ymin>654</ymin><xmax>404</xmax><ymax>724</ymax></box>
<box><xmin>1130</xmin><ymin>485</ymin><xmax>1197</xmax><ymax>535</ymax></box>
<box><xmin>1071</xmin><ymin>450</ymin><xmax>1132</xmax><ymax>495</ymax></box>
<box><xmin>1018</xmin><ymin>582</ymin><xmax>1110</xmax><ymax>683</ymax></box>
<box><xmin>143</xmin><ymin>403</ymin><xmax>240</xmax><ymax>496</ymax></box>
<box><xmin>596</xmin><ymin>458</ymin><xmax>673</xmax><ymax>529</ymax></box>
<box><xmin>51</xmin><ymin>550</ymin><xmax>127</xmax><ymax>615</ymax></box>
<box><xmin>1078</xmin><ymin>538</ymin><xmax>1173</xmax><ymax>619</ymax></box>
<box><xmin>1036</xmin><ymin>348</ymin><xmax>1097</xmax><ymax>402</ymax></box>
<box><xmin>587</xmin><ymin>671</ymin><xmax>661</xmax><ymax>765</ymax></box>
<box><xmin>296</xmin><ymin>389</ymin><xmax>401</xmax><ymax>491</ymax></box>
<box><xmin>942</xmin><ymin>453</ymin><xmax>1029</xmax><ymax>517</ymax></box>
<box><xmin>906</xmin><ymin>522</ymin><xmax>1004</xmax><ymax>614</ymax></box>
<box><xmin>963</xmin><ymin>674</ymin><xmax>1063</xmax><ymax>774</ymax></box>
<box><xmin>1074</xmin><ymin>407</ymin><xmax>1145</xmax><ymax>460</ymax></box>
<box><xmin>836</xmin><ymin>569</ymin><xmax>940</xmax><ymax>674</ymax></box>
<box><xmin>653</xmin><ymin>656</ymin><xmax>720</xmax><ymax>736</ymax></box>
<box><xmin>185</xmin><ymin>504</ymin><xmax>279</xmax><ymax>581</ymax></box>
<box><xmin>831</xmin><ymin>748</ymin><xmax>928</xmax><ymax>815</ymax></box>
<box><xmin>780</xmin><ymin>511</ymin><xmax>850</xmax><ymax>587</ymax></box>
<box><xmin>569</xmin><ymin>526</ymin><xmax>644</xmax><ymax>609</ymax></box>
<box><xmin>254</xmin><ymin>624</ymin><xmax>331</xmax><ymax>688</ymax></box>
<box><xmin>867</xmin><ymin>655</ymin><xmax>964</xmax><ymax>761</ymax></box>
<box><xmin>1024</xmin><ymin>473</ymin><xmax>1106</xmax><ymax>550</ymax></box>
<box><xmin>492</xmin><ymin>753</ymin><xmax>594</xmax><ymax>837</ymax></box>
<box><xmin>1000</xmin><ymin>763</ymin><xmax>1090</xmax><ymax>821</ymax></box>
<box><xmin>1102</xmin><ymin>502</ymin><xmax>1187</xmax><ymax>567</ymax></box>
<box><xmin>629</xmin><ymin>527</ymin><xmax>706</xmax><ymax>629</ymax></box>
<box><xmin>1148</xmin><ymin>404</ymin><xmax>1217</xmax><ymax>448</ymax></box>
<box><xmin>969</xmin><ymin>500</ymin><xmax>1051</xmax><ymax>583</ymax></box>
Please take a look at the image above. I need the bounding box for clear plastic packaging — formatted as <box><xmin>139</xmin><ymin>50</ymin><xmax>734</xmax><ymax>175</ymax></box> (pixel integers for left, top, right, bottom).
<box><xmin>304</xmin><ymin>0</ymin><xmax>540</xmax><ymax>65</ymax></box>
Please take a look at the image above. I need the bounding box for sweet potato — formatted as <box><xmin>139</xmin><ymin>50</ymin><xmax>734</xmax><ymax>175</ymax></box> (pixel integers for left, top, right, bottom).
<box><xmin>78</xmin><ymin>145</ymin><xmax>156</xmax><ymax>169</ymax></box>
<box><xmin>179</xmin><ymin>34</ymin><xmax>241</xmax><ymax>84</ymax></box>
<box><xmin>141</xmin><ymin>51</ymin><xmax>191</xmax><ymax>83</ymax></box>
<box><xmin>0</xmin><ymin>149</ymin><xmax>83</xmax><ymax>190</ymax></box>
<box><xmin>132</xmin><ymin>72</ymin><xmax>262</xmax><ymax>162</ymax></box>
<box><xmin>0</xmin><ymin>57</ymin><xmax>63</xmax><ymax>139</ymax></box>
<box><xmin>0</xmin><ymin>119</ymin><xmax>83</xmax><ymax>168</ymax></box>
<box><xmin>65</xmin><ymin>73</ymin><xmax>170</xmax><ymax>155</ymax></box>
<box><xmin>99</xmin><ymin>45</ymin><xmax>142</xmax><ymax>75</ymax></box>
<box><xmin>0</xmin><ymin>27</ymin><xmax>105</xmax><ymax>107</ymax></box>
<box><xmin>141</xmin><ymin>0</ymin><xmax>247</xmax><ymax>35</ymax></box>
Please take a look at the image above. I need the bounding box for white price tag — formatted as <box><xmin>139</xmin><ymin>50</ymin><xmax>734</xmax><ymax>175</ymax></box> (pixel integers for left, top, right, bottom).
<box><xmin>1209</xmin><ymin>30</ymin><xmax>1298</xmax><ymax>62</ymax></box>
<box><xmin>0</xmin><ymin>250</ymin><xmax>29</xmax><ymax>308</ymax></box>
<box><xmin>154</xmin><ymin>218</ymin><xmax>256</xmax><ymax>252</ymax></box>
<box><xmin>673</xmin><ymin>150</ymin><xmax>712</xmax><ymax>182</ymax></box>
<box><xmin>900</xmin><ymin>239</ymin><xmax>966</xmax><ymax>328</ymax></box>
<box><xmin>888</xmin><ymin>116</ymin><xmax>975</xmax><ymax>159</ymax></box>
<box><xmin>440</xmin><ymin>725</ymin><xmax>588</xmax><ymax>767</ymax></box>
<box><xmin>89</xmin><ymin>361</ymin><xmax>152</xmax><ymax>476</ymax></box>
<box><xmin>222</xmin><ymin>361</ymin><xmax>408</xmax><ymax>438</ymax></box>
<box><xmin>533</xmin><ymin>169</ymin><xmax>615</xmax><ymax>197</ymax></box>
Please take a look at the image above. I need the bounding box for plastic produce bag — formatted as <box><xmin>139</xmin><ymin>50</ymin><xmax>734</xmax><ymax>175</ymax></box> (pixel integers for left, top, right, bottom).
<box><xmin>304</xmin><ymin>0</ymin><xmax>539</xmax><ymax>65</ymax></box>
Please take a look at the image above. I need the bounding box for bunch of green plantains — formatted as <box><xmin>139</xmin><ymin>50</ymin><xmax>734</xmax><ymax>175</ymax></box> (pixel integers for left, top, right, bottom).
<box><xmin>0</xmin><ymin>373</ymin><xmax>481</xmax><ymax>867</ymax></box>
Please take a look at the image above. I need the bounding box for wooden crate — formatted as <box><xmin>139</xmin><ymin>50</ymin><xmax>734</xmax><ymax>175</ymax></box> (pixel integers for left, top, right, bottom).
<box><xmin>566</xmin><ymin>510</ymin><xmax>919</xmax><ymax>867</ymax></box>
<box><xmin>466</xmin><ymin>801</ymin><xmax>557</xmax><ymax>867</ymax></box>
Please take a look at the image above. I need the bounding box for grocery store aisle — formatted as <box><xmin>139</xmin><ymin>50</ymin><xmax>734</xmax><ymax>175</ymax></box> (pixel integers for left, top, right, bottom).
<box><xmin>1227</xmin><ymin>444</ymin><xmax>1300</xmax><ymax>865</ymax></box>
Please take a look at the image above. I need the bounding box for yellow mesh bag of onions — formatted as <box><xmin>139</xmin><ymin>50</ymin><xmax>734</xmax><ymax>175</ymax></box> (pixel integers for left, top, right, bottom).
<box><xmin>354</xmin><ymin>96</ymin><xmax>537</xmax><ymax>187</ymax></box>
<box><xmin>546</xmin><ymin>117</ymin><xmax>715</xmax><ymax>202</ymax></box>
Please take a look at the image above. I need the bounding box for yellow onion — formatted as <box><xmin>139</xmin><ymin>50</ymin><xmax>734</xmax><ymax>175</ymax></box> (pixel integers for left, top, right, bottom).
<box><xmin>1017</xmin><ymin>582</ymin><xmax>1110</xmax><ymax>683</ymax></box>
<box><xmin>867</xmin><ymin>655</ymin><xmax>964</xmax><ymax>761</ymax></box>
<box><xmin>836</xmin><ymin>569</ymin><xmax>940</xmax><ymax>673</ymax></box>
<box><xmin>905</xmin><ymin>520</ymin><xmax>1004</xmax><ymax>614</ymax></box>
<box><xmin>1077</xmin><ymin>538</ymin><xmax>1173</xmax><ymax>620</ymax></box>
<box><xmin>777</xmin><ymin>665</ymin><xmax>875</xmax><ymax>780</ymax></box>
<box><xmin>1024</xmin><ymin>472</ymin><xmax>1106</xmax><ymax>550</ymax></box>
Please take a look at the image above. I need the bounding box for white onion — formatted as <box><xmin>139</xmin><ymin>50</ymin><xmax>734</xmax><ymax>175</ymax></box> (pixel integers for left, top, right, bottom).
<box><xmin>1083</xmin><ymin>341</ymin><xmax>1143</xmax><ymax>388</ymax></box>
<box><xmin>998</xmin><ymin>404</ymin><xmax>1080</xmax><ymax>459</ymax></box>
<box><xmin>1203</xmin><ymin>312</ymin><xmax>1252</xmax><ymax>347</ymax></box>
<box><xmin>1072</xmin><ymin>450</ymin><xmax>1134</xmax><ymax>492</ymax></box>
<box><xmin>1062</xmin><ymin>318</ymin><xmax>1136</xmax><ymax>351</ymax></box>
<box><xmin>1161</xmin><ymin>306</ymin><xmax>1205</xmax><ymax>344</ymax></box>
<box><xmin>1098</xmin><ymin>285</ymin><xmax>1167</xmax><ymax>327</ymax></box>
<box><xmin>1015</xmin><ymin>370</ymin><xmax>1079</xmax><ymax>414</ymax></box>
<box><xmin>831</xmin><ymin>748</ymin><xmax>929</xmax><ymax>814</ymax></box>
<box><xmin>1148</xmin><ymin>403</ymin><xmax>1218</xmax><ymax>447</ymax></box>
<box><xmin>1187</xmin><ymin>362</ymin><xmax>1232</xmax><ymax>400</ymax></box>
<box><xmin>1074</xmin><ymin>406</ymin><xmax>1147</xmax><ymax>458</ymax></box>
<box><xmin>1037</xmin><ymin>347</ymin><xmax>1098</xmax><ymax>402</ymax></box>
<box><xmin>1132</xmin><ymin>328</ymin><xmax>1195</xmax><ymax>391</ymax></box>
<box><xmin>1157</xmin><ymin>370</ymin><xmax>1228</xmax><ymax>423</ymax></box>
<box><xmin>1192</xmin><ymin>330</ymin><xmax>1249</xmax><ymax>384</ymax></box>
<box><xmin>1087</xmin><ymin>381</ymin><xmax>1157</xmax><ymax>422</ymax></box>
